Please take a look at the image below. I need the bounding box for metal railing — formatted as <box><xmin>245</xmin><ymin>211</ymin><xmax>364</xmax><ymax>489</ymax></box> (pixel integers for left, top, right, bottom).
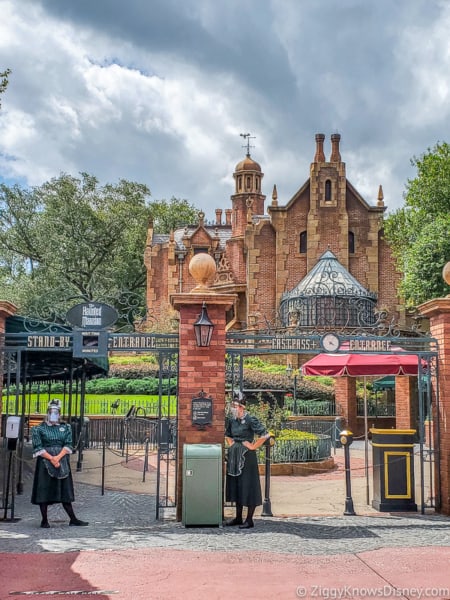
<box><xmin>283</xmin><ymin>398</ymin><xmax>337</xmax><ymax>416</ymax></box>
<box><xmin>356</xmin><ymin>398</ymin><xmax>396</xmax><ymax>417</ymax></box>
<box><xmin>283</xmin><ymin>418</ymin><xmax>343</xmax><ymax>449</ymax></box>
<box><xmin>258</xmin><ymin>434</ymin><xmax>331</xmax><ymax>464</ymax></box>
<box><xmin>76</xmin><ymin>416</ymin><xmax>176</xmax><ymax>452</ymax></box>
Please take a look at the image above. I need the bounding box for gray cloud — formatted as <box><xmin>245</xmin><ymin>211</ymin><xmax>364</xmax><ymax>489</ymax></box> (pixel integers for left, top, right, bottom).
<box><xmin>0</xmin><ymin>0</ymin><xmax>449</xmax><ymax>217</ymax></box>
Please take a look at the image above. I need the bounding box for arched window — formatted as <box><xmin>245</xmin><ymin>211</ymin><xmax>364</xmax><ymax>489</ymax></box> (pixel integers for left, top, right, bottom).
<box><xmin>325</xmin><ymin>179</ymin><xmax>332</xmax><ymax>202</ymax></box>
<box><xmin>348</xmin><ymin>231</ymin><xmax>355</xmax><ymax>254</ymax></box>
<box><xmin>300</xmin><ymin>231</ymin><xmax>307</xmax><ymax>253</ymax></box>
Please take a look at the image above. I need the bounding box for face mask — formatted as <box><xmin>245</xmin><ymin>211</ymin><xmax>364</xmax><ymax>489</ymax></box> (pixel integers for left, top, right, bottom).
<box><xmin>230</xmin><ymin>407</ymin><xmax>238</xmax><ymax>419</ymax></box>
<box><xmin>48</xmin><ymin>409</ymin><xmax>60</xmax><ymax>423</ymax></box>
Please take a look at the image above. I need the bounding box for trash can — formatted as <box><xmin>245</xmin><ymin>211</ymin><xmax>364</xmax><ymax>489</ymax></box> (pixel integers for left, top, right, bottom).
<box><xmin>182</xmin><ymin>444</ymin><xmax>222</xmax><ymax>527</ymax></box>
<box><xmin>370</xmin><ymin>428</ymin><xmax>417</xmax><ymax>512</ymax></box>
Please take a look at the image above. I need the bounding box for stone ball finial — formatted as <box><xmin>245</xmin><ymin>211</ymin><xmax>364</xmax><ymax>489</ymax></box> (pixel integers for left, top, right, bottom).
<box><xmin>189</xmin><ymin>253</ymin><xmax>217</xmax><ymax>292</ymax></box>
<box><xmin>443</xmin><ymin>262</ymin><xmax>450</xmax><ymax>288</ymax></box>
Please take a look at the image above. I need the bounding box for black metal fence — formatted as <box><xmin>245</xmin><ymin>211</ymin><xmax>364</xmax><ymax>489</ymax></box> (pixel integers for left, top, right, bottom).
<box><xmin>73</xmin><ymin>416</ymin><xmax>176</xmax><ymax>452</ymax></box>
<box><xmin>284</xmin><ymin>417</ymin><xmax>344</xmax><ymax>448</ymax></box>
<box><xmin>356</xmin><ymin>398</ymin><xmax>396</xmax><ymax>417</ymax></box>
<box><xmin>259</xmin><ymin>434</ymin><xmax>332</xmax><ymax>464</ymax></box>
<box><xmin>284</xmin><ymin>398</ymin><xmax>337</xmax><ymax>416</ymax></box>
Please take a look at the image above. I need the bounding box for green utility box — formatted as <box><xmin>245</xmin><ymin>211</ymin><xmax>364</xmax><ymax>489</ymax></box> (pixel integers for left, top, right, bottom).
<box><xmin>182</xmin><ymin>444</ymin><xmax>223</xmax><ymax>527</ymax></box>
<box><xmin>370</xmin><ymin>428</ymin><xmax>417</xmax><ymax>512</ymax></box>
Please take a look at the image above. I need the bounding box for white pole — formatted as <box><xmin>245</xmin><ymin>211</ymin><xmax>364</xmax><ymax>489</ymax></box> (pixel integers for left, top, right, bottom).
<box><xmin>364</xmin><ymin>376</ymin><xmax>370</xmax><ymax>505</ymax></box>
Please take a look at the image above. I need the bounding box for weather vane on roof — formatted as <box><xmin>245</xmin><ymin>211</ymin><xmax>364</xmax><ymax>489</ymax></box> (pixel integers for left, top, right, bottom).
<box><xmin>240</xmin><ymin>133</ymin><xmax>255</xmax><ymax>157</ymax></box>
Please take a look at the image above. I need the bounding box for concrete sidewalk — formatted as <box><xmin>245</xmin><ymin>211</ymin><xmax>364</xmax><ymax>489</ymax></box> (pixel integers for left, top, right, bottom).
<box><xmin>72</xmin><ymin>441</ymin><xmax>428</xmax><ymax>518</ymax></box>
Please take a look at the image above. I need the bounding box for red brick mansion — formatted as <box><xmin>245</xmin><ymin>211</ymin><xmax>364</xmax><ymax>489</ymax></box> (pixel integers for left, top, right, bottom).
<box><xmin>144</xmin><ymin>133</ymin><xmax>403</xmax><ymax>332</ymax></box>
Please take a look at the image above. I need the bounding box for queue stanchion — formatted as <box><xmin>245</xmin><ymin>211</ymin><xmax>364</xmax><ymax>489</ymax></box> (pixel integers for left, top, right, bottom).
<box><xmin>261</xmin><ymin>433</ymin><xmax>275</xmax><ymax>517</ymax></box>
<box><xmin>340</xmin><ymin>430</ymin><xmax>356</xmax><ymax>516</ymax></box>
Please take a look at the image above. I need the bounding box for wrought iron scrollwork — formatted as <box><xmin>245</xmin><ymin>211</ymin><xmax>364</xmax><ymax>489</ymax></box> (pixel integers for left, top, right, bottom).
<box><xmin>12</xmin><ymin>290</ymin><xmax>153</xmax><ymax>333</ymax></box>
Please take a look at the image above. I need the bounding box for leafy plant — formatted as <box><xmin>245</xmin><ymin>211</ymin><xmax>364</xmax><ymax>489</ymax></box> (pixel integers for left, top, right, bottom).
<box><xmin>246</xmin><ymin>395</ymin><xmax>288</xmax><ymax>436</ymax></box>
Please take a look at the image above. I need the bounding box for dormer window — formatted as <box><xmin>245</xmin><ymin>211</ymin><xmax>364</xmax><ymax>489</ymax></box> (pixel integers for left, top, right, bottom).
<box><xmin>193</xmin><ymin>247</ymin><xmax>209</xmax><ymax>255</ymax></box>
<box><xmin>325</xmin><ymin>179</ymin><xmax>332</xmax><ymax>202</ymax></box>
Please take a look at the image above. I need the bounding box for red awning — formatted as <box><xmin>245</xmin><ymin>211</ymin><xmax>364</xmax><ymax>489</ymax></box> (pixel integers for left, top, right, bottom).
<box><xmin>301</xmin><ymin>352</ymin><xmax>420</xmax><ymax>377</ymax></box>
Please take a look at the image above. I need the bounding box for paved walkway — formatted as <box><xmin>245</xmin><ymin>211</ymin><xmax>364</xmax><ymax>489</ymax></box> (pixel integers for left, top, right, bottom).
<box><xmin>0</xmin><ymin>442</ymin><xmax>449</xmax><ymax>599</ymax></box>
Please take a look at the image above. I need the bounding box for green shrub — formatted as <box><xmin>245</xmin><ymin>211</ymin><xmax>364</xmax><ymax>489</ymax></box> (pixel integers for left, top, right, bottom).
<box><xmin>276</xmin><ymin>429</ymin><xmax>319</xmax><ymax>441</ymax></box>
<box><xmin>258</xmin><ymin>429</ymin><xmax>331</xmax><ymax>463</ymax></box>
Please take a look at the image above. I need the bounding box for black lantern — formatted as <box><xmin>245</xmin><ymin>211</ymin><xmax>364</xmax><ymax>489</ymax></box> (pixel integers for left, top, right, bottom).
<box><xmin>193</xmin><ymin>302</ymin><xmax>214</xmax><ymax>347</ymax></box>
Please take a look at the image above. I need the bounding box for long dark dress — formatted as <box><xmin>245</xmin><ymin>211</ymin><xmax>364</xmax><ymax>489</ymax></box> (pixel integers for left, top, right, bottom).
<box><xmin>225</xmin><ymin>413</ymin><xmax>267</xmax><ymax>507</ymax></box>
<box><xmin>31</xmin><ymin>421</ymin><xmax>75</xmax><ymax>505</ymax></box>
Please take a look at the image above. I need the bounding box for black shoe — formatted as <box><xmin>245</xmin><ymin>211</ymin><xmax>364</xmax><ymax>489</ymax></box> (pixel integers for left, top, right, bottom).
<box><xmin>225</xmin><ymin>518</ymin><xmax>243</xmax><ymax>526</ymax></box>
<box><xmin>239</xmin><ymin>520</ymin><xmax>254</xmax><ymax>529</ymax></box>
<box><xmin>40</xmin><ymin>521</ymin><xmax>50</xmax><ymax>529</ymax></box>
<box><xmin>69</xmin><ymin>519</ymin><xmax>89</xmax><ymax>526</ymax></box>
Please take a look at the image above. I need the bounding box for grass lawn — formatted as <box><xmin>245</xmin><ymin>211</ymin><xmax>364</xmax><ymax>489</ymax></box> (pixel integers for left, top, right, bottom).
<box><xmin>3</xmin><ymin>394</ymin><xmax>177</xmax><ymax>417</ymax></box>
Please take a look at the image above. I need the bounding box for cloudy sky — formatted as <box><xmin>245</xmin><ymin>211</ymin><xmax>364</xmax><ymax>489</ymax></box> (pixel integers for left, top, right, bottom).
<box><xmin>1</xmin><ymin>0</ymin><xmax>449</xmax><ymax>219</ymax></box>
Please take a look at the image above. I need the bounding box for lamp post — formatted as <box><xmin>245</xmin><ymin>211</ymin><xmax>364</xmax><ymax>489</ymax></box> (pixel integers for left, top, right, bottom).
<box><xmin>193</xmin><ymin>302</ymin><xmax>214</xmax><ymax>347</ymax></box>
<box><xmin>285</xmin><ymin>364</ymin><xmax>298</xmax><ymax>415</ymax></box>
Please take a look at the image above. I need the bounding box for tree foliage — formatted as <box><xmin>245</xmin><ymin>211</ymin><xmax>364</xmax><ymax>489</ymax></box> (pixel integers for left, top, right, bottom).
<box><xmin>149</xmin><ymin>196</ymin><xmax>199</xmax><ymax>233</ymax></box>
<box><xmin>384</xmin><ymin>142</ymin><xmax>450</xmax><ymax>306</ymax></box>
<box><xmin>0</xmin><ymin>173</ymin><xmax>199</xmax><ymax>323</ymax></box>
<box><xmin>0</xmin><ymin>68</ymin><xmax>11</xmax><ymax>108</ymax></box>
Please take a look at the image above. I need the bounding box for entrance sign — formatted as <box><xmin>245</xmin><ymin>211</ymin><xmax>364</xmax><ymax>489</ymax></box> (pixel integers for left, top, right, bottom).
<box><xmin>19</xmin><ymin>332</ymin><xmax>179</xmax><ymax>352</ymax></box>
<box><xmin>66</xmin><ymin>302</ymin><xmax>118</xmax><ymax>329</ymax></box>
<box><xmin>108</xmin><ymin>333</ymin><xmax>179</xmax><ymax>349</ymax></box>
<box><xmin>27</xmin><ymin>335</ymin><xmax>72</xmax><ymax>348</ymax></box>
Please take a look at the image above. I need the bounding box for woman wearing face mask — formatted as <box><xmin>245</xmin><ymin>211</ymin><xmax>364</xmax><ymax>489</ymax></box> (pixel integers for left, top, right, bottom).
<box><xmin>31</xmin><ymin>399</ymin><xmax>88</xmax><ymax>528</ymax></box>
<box><xmin>225</xmin><ymin>393</ymin><xmax>271</xmax><ymax>529</ymax></box>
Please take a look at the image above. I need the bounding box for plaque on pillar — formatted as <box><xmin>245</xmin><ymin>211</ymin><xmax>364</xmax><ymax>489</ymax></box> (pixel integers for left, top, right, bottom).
<box><xmin>192</xmin><ymin>392</ymin><xmax>213</xmax><ymax>429</ymax></box>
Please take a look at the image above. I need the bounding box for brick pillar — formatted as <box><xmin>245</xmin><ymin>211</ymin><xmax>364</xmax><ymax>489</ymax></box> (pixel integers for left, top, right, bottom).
<box><xmin>0</xmin><ymin>301</ymin><xmax>18</xmax><ymax>415</ymax></box>
<box><xmin>171</xmin><ymin>293</ymin><xmax>235</xmax><ymax>521</ymax></box>
<box><xmin>418</xmin><ymin>297</ymin><xmax>450</xmax><ymax>515</ymax></box>
<box><xmin>334</xmin><ymin>376</ymin><xmax>357</xmax><ymax>432</ymax></box>
<box><xmin>395</xmin><ymin>376</ymin><xmax>418</xmax><ymax>430</ymax></box>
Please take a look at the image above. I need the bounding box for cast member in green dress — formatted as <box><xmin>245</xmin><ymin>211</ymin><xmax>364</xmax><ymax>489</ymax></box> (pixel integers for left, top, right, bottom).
<box><xmin>31</xmin><ymin>399</ymin><xmax>88</xmax><ymax>528</ymax></box>
<box><xmin>225</xmin><ymin>393</ymin><xmax>271</xmax><ymax>529</ymax></box>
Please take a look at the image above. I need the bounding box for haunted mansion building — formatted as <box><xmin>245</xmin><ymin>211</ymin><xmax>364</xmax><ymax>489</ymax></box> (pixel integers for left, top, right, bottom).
<box><xmin>144</xmin><ymin>133</ymin><xmax>403</xmax><ymax>333</ymax></box>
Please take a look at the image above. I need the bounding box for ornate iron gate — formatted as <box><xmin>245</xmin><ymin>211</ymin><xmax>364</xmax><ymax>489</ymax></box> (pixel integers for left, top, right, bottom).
<box><xmin>225</xmin><ymin>331</ymin><xmax>440</xmax><ymax>513</ymax></box>
<box><xmin>1</xmin><ymin>331</ymin><xmax>179</xmax><ymax>521</ymax></box>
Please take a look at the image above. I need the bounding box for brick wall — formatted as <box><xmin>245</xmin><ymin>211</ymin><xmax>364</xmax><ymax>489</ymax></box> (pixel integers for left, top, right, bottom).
<box><xmin>419</xmin><ymin>298</ymin><xmax>450</xmax><ymax>515</ymax></box>
<box><xmin>334</xmin><ymin>377</ymin><xmax>357</xmax><ymax>433</ymax></box>
<box><xmin>394</xmin><ymin>377</ymin><xmax>418</xmax><ymax>430</ymax></box>
<box><xmin>249</xmin><ymin>222</ymin><xmax>277</xmax><ymax>323</ymax></box>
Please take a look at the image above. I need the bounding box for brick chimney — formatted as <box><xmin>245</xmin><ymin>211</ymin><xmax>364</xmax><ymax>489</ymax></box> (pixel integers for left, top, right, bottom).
<box><xmin>330</xmin><ymin>133</ymin><xmax>341</xmax><ymax>162</ymax></box>
<box><xmin>215</xmin><ymin>208</ymin><xmax>222</xmax><ymax>225</ymax></box>
<box><xmin>225</xmin><ymin>209</ymin><xmax>232</xmax><ymax>226</ymax></box>
<box><xmin>314</xmin><ymin>133</ymin><xmax>325</xmax><ymax>162</ymax></box>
